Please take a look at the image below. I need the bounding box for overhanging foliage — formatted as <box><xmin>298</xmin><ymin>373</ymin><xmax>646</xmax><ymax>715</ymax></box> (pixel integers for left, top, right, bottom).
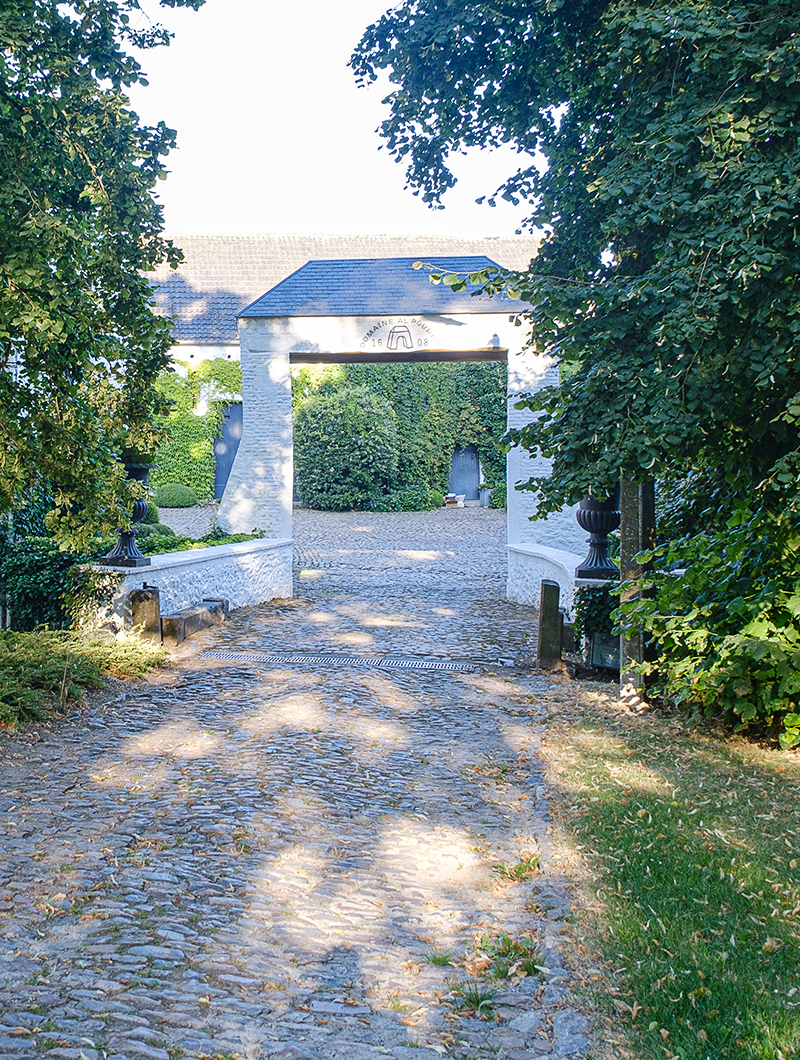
<box><xmin>353</xmin><ymin>0</ymin><xmax>800</xmax><ymax>742</ymax></box>
<box><xmin>0</xmin><ymin>0</ymin><xmax>204</xmax><ymax>550</ymax></box>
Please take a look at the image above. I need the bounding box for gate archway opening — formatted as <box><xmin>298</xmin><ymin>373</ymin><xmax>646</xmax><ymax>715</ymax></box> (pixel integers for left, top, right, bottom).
<box><xmin>216</xmin><ymin>256</ymin><xmax>586</xmax><ymax>608</ymax></box>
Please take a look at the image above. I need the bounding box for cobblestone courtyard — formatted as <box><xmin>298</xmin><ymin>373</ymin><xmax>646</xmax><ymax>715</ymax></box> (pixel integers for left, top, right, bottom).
<box><xmin>0</xmin><ymin>510</ymin><xmax>590</xmax><ymax>1060</ymax></box>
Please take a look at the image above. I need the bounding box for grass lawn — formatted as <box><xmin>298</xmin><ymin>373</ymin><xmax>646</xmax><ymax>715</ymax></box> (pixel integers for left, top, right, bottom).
<box><xmin>541</xmin><ymin>681</ymin><xmax>800</xmax><ymax>1060</ymax></box>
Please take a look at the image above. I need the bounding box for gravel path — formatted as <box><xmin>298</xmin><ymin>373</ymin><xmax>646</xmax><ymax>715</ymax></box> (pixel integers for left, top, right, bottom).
<box><xmin>0</xmin><ymin>510</ymin><xmax>591</xmax><ymax>1060</ymax></box>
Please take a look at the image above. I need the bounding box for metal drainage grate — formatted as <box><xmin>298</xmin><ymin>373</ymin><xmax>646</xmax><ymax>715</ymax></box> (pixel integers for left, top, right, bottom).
<box><xmin>202</xmin><ymin>650</ymin><xmax>475</xmax><ymax>673</ymax></box>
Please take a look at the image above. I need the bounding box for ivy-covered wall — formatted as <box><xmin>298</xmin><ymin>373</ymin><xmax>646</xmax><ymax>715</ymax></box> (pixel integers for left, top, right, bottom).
<box><xmin>292</xmin><ymin>360</ymin><xmax>508</xmax><ymax>494</ymax></box>
<box><xmin>149</xmin><ymin>360</ymin><xmax>243</xmax><ymax>501</ymax></box>
<box><xmin>154</xmin><ymin>357</ymin><xmax>508</xmax><ymax>506</ymax></box>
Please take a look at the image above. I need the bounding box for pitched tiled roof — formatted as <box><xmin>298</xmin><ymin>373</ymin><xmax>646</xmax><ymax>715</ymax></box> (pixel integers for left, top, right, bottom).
<box><xmin>240</xmin><ymin>256</ymin><xmax>513</xmax><ymax>318</ymax></box>
<box><xmin>149</xmin><ymin>233</ymin><xmax>538</xmax><ymax>343</ymax></box>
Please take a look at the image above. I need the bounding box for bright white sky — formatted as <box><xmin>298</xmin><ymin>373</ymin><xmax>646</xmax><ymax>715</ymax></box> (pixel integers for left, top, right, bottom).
<box><xmin>128</xmin><ymin>0</ymin><xmax>536</xmax><ymax>238</ymax></box>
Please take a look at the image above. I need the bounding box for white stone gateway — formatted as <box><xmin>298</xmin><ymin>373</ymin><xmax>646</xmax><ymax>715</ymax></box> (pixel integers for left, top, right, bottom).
<box><xmin>216</xmin><ymin>256</ymin><xmax>585</xmax><ymax>610</ymax></box>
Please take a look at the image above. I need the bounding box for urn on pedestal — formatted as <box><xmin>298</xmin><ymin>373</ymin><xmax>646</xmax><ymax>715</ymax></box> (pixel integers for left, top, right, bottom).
<box><xmin>97</xmin><ymin>462</ymin><xmax>152</xmax><ymax>568</ymax></box>
<box><xmin>574</xmin><ymin>485</ymin><xmax>621</xmax><ymax>579</ymax></box>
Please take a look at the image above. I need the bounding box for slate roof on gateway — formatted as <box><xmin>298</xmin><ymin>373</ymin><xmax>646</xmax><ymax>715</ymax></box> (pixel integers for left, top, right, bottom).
<box><xmin>239</xmin><ymin>256</ymin><xmax>511</xmax><ymax>318</ymax></box>
<box><xmin>148</xmin><ymin>234</ymin><xmax>538</xmax><ymax>343</ymax></box>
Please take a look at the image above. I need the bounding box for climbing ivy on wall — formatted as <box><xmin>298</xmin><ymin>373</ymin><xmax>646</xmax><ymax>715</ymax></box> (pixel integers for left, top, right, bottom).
<box><xmin>149</xmin><ymin>360</ymin><xmax>242</xmax><ymax>501</ymax></box>
<box><xmin>292</xmin><ymin>360</ymin><xmax>507</xmax><ymax>494</ymax></box>
<box><xmin>152</xmin><ymin>357</ymin><xmax>507</xmax><ymax>508</ymax></box>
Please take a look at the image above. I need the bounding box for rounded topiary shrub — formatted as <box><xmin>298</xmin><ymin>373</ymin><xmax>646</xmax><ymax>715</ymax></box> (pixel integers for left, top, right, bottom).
<box><xmin>135</xmin><ymin>523</ymin><xmax>177</xmax><ymax>541</ymax></box>
<box><xmin>294</xmin><ymin>387</ymin><xmax>398</xmax><ymax>511</ymax></box>
<box><xmin>153</xmin><ymin>483</ymin><xmax>198</xmax><ymax>508</ymax></box>
<box><xmin>141</xmin><ymin>501</ymin><xmax>161</xmax><ymax>525</ymax></box>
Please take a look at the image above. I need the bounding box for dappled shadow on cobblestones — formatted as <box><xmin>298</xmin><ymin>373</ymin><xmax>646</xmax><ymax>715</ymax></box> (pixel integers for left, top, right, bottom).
<box><xmin>0</xmin><ymin>512</ymin><xmax>586</xmax><ymax>1060</ymax></box>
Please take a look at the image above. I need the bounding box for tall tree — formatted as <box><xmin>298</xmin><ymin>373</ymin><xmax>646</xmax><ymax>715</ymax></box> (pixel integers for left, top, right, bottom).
<box><xmin>353</xmin><ymin>0</ymin><xmax>800</xmax><ymax>508</ymax></box>
<box><xmin>0</xmin><ymin>0</ymin><xmax>203</xmax><ymax>549</ymax></box>
<box><xmin>353</xmin><ymin>2</ymin><xmax>800</xmax><ymax>743</ymax></box>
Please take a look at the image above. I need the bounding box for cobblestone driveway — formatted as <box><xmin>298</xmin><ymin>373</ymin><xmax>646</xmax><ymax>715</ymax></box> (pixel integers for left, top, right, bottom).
<box><xmin>0</xmin><ymin>510</ymin><xmax>590</xmax><ymax>1060</ymax></box>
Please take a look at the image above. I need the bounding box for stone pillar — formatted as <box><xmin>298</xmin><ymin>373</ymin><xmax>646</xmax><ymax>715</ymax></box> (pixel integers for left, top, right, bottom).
<box><xmin>619</xmin><ymin>479</ymin><xmax>656</xmax><ymax>690</ymax></box>
<box><xmin>536</xmin><ymin>579</ymin><xmax>564</xmax><ymax>670</ymax></box>
<box><xmin>217</xmin><ymin>322</ymin><xmax>293</xmax><ymax>538</ymax></box>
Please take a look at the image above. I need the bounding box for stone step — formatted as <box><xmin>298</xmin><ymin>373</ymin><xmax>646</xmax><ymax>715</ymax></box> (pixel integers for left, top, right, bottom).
<box><xmin>161</xmin><ymin>598</ymin><xmax>229</xmax><ymax>645</ymax></box>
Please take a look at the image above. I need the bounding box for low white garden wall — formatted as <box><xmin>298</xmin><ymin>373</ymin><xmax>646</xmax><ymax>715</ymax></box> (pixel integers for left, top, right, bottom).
<box><xmin>80</xmin><ymin>538</ymin><xmax>292</xmax><ymax>630</ymax></box>
<box><xmin>506</xmin><ymin>543</ymin><xmax>583</xmax><ymax>615</ymax></box>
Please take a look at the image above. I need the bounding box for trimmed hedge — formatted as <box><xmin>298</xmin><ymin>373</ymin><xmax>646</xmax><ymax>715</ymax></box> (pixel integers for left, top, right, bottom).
<box><xmin>294</xmin><ymin>387</ymin><xmax>398</xmax><ymax>511</ymax></box>
<box><xmin>0</xmin><ymin>537</ymin><xmax>85</xmax><ymax>631</ymax></box>
<box><xmin>153</xmin><ymin>483</ymin><xmax>198</xmax><ymax>508</ymax></box>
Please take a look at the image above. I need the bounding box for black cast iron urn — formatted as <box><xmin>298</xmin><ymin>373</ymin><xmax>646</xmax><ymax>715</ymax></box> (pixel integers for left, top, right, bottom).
<box><xmin>574</xmin><ymin>485</ymin><xmax>621</xmax><ymax>579</ymax></box>
<box><xmin>97</xmin><ymin>463</ymin><xmax>152</xmax><ymax>568</ymax></box>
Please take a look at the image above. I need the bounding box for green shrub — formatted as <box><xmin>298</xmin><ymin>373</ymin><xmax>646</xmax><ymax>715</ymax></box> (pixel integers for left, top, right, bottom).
<box><xmin>141</xmin><ymin>501</ymin><xmax>160</xmax><ymax>524</ymax></box>
<box><xmin>490</xmin><ymin>481</ymin><xmax>507</xmax><ymax>508</ymax></box>
<box><xmin>153</xmin><ymin>483</ymin><xmax>198</xmax><ymax>508</ymax></box>
<box><xmin>619</xmin><ymin>499</ymin><xmax>800</xmax><ymax>749</ymax></box>
<box><xmin>292</xmin><ymin>360</ymin><xmax>508</xmax><ymax>497</ymax></box>
<box><xmin>294</xmin><ymin>386</ymin><xmax>398</xmax><ymax>511</ymax></box>
<box><xmin>0</xmin><ymin>630</ymin><xmax>165</xmax><ymax>725</ymax></box>
<box><xmin>428</xmin><ymin>489</ymin><xmax>445</xmax><ymax>509</ymax></box>
<box><xmin>0</xmin><ymin>537</ymin><xmax>85</xmax><ymax>631</ymax></box>
<box><xmin>0</xmin><ymin>485</ymin><xmax>53</xmax><ymax>542</ymax></box>
<box><xmin>135</xmin><ymin>523</ymin><xmax>176</xmax><ymax>541</ymax></box>
<box><xmin>573</xmin><ymin>584</ymin><xmax>616</xmax><ymax>640</ymax></box>
<box><xmin>371</xmin><ymin>485</ymin><xmax>434</xmax><ymax>512</ymax></box>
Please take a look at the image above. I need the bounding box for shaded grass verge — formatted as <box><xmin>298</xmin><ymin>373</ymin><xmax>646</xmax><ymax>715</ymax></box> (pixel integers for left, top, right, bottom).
<box><xmin>541</xmin><ymin>684</ymin><xmax>800</xmax><ymax>1060</ymax></box>
<box><xmin>0</xmin><ymin>630</ymin><xmax>166</xmax><ymax>725</ymax></box>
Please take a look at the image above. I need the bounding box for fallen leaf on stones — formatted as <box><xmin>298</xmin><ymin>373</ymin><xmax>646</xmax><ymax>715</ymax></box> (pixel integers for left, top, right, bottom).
<box><xmin>401</xmin><ymin>1017</ymin><xmax>419</xmax><ymax>1026</ymax></box>
<box><xmin>8</xmin><ymin>1028</ymin><xmax>31</xmax><ymax>1036</ymax></box>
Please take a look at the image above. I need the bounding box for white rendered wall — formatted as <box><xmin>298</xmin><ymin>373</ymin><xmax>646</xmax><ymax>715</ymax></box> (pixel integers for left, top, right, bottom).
<box><xmin>505</xmin><ymin>347</ymin><xmax>585</xmax><ymax>607</ymax></box>
<box><xmin>506</xmin><ymin>351</ymin><xmax>586</xmax><ymax>554</ymax></box>
<box><xmin>217</xmin><ymin>323</ymin><xmax>294</xmax><ymax>536</ymax></box>
<box><xmin>217</xmin><ymin>312</ymin><xmax>520</xmax><ymax>536</ymax></box>
<box><xmin>83</xmin><ymin>538</ymin><xmax>293</xmax><ymax>630</ymax></box>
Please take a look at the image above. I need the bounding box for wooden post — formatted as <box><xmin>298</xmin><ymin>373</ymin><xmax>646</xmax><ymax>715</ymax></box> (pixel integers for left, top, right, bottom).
<box><xmin>619</xmin><ymin>480</ymin><xmax>656</xmax><ymax>692</ymax></box>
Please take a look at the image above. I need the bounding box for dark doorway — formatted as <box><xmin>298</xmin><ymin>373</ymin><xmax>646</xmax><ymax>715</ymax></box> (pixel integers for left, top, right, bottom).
<box><xmin>448</xmin><ymin>444</ymin><xmax>481</xmax><ymax>500</ymax></box>
<box><xmin>214</xmin><ymin>403</ymin><xmax>243</xmax><ymax>500</ymax></box>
